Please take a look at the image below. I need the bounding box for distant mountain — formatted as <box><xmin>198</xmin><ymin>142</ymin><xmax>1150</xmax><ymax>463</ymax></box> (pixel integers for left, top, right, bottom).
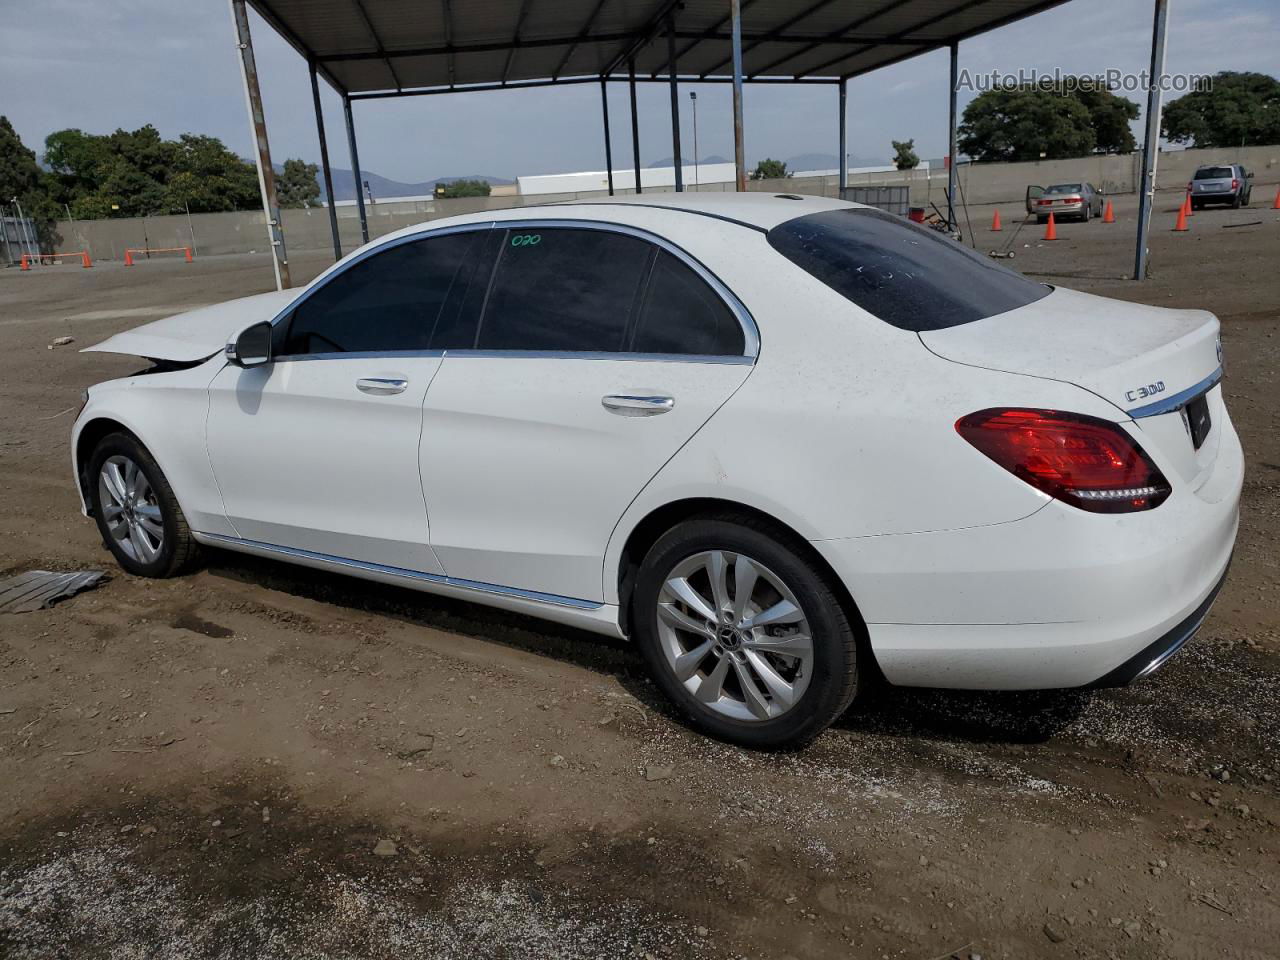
<box><xmin>646</xmin><ymin>155</ymin><xmax>730</xmax><ymax>168</ymax></box>
<box><xmin>304</xmin><ymin>167</ymin><xmax>513</xmax><ymax>202</ymax></box>
<box><xmin>785</xmin><ymin>152</ymin><xmax>889</xmax><ymax>171</ymax></box>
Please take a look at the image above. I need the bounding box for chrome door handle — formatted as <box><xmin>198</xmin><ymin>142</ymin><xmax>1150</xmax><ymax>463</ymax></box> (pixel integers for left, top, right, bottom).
<box><xmin>602</xmin><ymin>394</ymin><xmax>675</xmax><ymax>416</ymax></box>
<box><xmin>356</xmin><ymin>377</ymin><xmax>408</xmax><ymax>395</ymax></box>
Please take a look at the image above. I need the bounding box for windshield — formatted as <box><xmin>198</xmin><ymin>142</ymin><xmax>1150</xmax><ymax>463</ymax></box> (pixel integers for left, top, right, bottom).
<box><xmin>1195</xmin><ymin>167</ymin><xmax>1233</xmax><ymax>179</ymax></box>
<box><xmin>1044</xmin><ymin>184</ymin><xmax>1083</xmax><ymax>194</ymax></box>
<box><xmin>767</xmin><ymin>208</ymin><xmax>1051</xmax><ymax>332</ymax></box>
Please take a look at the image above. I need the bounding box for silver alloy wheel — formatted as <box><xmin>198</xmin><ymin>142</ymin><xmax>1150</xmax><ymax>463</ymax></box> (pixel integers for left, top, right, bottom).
<box><xmin>656</xmin><ymin>550</ymin><xmax>813</xmax><ymax>722</ymax></box>
<box><xmin>98</xmin><ymin>455</ymin><xmax>164</xmax><ymax>564</ymax></box>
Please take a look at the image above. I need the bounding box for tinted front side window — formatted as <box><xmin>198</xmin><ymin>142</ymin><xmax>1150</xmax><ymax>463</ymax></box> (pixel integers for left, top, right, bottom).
<box><xmin>283</xmin><ymin>231</ymin><xmax>481</xmax><ymax>355</ymax></box>
<box><xmin>767</xmin><ymin>209</ymin><xmax>1050</xmax><ymax>331</ymax></box>
<box><xmin>476</xmin><ymin>228</ymin><xmax>650</xmax><ymax>352</ymax></box>
<box><xmin>631</xmin><ymin>251</ymin><xmax>744</xmax><ymax>356</ymax></box>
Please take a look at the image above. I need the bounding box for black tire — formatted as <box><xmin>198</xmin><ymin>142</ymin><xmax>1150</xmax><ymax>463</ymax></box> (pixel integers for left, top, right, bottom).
<box><xmin>1036</xmin><ymin>216</ymin><xmax>1047</xmax><ymax>225</ymax></box>
<box><xmin>1231</xmin><ymin>192</ymin><xmax>1241</xmax><ymax>209</ymax></box>
<box><xmin>632</xmin><ymin>515</ymin><xmax>861</xmax><ymax>749</ymax></box>
<box><xmin>1081</xmin><ymin>203</ymin><xmax>1090</xmax><ymax>222</ymax></box>
<box><xmin>1191</xmin><ymin>200</ymin><xmax>1201</xmax><ymax>211</ymax></box>
<box><xmin>88</xmin><ymin>432</ymin><xmax>200</xmax><ymax>578</ymax></box>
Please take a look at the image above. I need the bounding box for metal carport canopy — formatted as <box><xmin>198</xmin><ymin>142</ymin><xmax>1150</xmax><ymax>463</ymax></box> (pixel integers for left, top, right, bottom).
<box><xmin>235</xmin><ymin>0</ymin><xmax>1110</xmax><ymax>291</ymax></box>
<box><xmin>252</xmin><ymin>0</ymin><xmax>1071</xmax><ymax>94</ymax></box>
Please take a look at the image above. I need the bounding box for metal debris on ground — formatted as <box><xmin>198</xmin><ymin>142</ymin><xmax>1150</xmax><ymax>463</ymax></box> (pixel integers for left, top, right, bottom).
<box><xmin>0</xmin><ymin>569</ymin><xmax>107</xmax><ymax>614</ymax></box>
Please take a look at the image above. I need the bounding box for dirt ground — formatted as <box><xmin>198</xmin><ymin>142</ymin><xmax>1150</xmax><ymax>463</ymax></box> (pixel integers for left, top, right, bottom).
<box><xmin>1</xmin><ymin>190</ymin><xmax>1277</xmax><ymax>960</ymax></box>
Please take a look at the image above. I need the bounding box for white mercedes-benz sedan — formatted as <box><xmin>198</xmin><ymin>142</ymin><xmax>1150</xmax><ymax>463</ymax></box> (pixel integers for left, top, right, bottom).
<box><xmin>72</xmin><ymin>194</ymin><xmax>1241</xmax><ymax>747</ymax></box>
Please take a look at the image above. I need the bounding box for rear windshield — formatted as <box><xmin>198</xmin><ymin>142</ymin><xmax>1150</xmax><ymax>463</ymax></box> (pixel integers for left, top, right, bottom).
<box><xmin>766</xmin><ymin>208</ymin><xmax>1050</xmax><ymax>331</ymax></box>
<box><xmin>1044</xmin><ymin>183</ymin><xmax>1083</xmax><ymax>194</ymax></box>
<box><xmin>1195</xmin><ymin>167</ymin><xmax>1234</xmax><ymax>179</ymax></box>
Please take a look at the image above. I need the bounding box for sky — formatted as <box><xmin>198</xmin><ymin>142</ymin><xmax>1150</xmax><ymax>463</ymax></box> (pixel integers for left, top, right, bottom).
<box><xmin>1</xmin><ymin>0</ymin><xmax>1276</xmax><ymax>184</ymax></box>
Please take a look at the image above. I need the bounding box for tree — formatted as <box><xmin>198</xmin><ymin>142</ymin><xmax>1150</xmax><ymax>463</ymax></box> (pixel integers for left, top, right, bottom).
<box><xmin>0</xmin><ymin>116</ymin><xmax>41</xmax><ymax>204</ymax></box>
<box><xmin>958</xmin><ymin>86</ymin><xmax>1096</xmax><ymax>162</ymax></box>
<box><xmin>277</xmin><ymin>158</ymin><xmax>321</xmax><ymax>208</ymax></box>
<box><xmin>0</xmin><ymin>116</ymin><xmax>61</xmax><ymax>248</ymax></box>
<box><xmin>437</xmin><ymin>178</ymin><xmax>491</xmax><ymax>199</ymax></box>
<box><xmin>41</xmin><ymin>126</ymin><xmax>261</xmax><ymax>218</ymax></box>
<box><xmin>1071</xmin><ymin>85</ymin><xmax>1139</xmax><ymax>153</ymax></box>
<box><xmin>891</xmin><ymin>139</ymin><xmax>919</xmax><ymax>170</ymax></box>
<box><xmin>1163</xmin><ymin>72</ymin><xmax>1280</xmax><ymax>148</ymax></box>
<box><xmin>750</xmin><ymin>158</ymin><xmax>788</xmax><ymax>180</ymax></box>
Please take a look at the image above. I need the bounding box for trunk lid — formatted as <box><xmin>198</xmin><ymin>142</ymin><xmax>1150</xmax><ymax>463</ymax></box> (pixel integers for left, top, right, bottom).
<box><xmin>82</xmin><ymin>290</ymin><xmax>296</xmax><ymax>362</ymax></box>
<box><xmin>920</xmin><ymin>286</ymin><xmax>1224</xmax><ymax>484</ymax></box>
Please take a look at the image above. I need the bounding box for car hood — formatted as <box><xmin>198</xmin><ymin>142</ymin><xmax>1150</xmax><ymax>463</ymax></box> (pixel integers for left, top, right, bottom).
<box><xmin>81</xmin><ymin>290</ymin><xmax>296</xmax><ymax>362</ymax></box>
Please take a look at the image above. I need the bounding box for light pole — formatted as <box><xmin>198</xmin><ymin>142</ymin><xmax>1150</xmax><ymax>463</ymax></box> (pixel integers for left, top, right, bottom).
<box><xmin>689</xmin><ymin>91</ymin><xmax>699</xmax><ymax>189</ymax></box>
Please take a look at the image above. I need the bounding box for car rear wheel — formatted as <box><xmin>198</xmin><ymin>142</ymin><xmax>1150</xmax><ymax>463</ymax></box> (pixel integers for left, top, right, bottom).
<box><xmin>632</xmin><ymin>516</ymin><xmax>860</xmax><ymax>748</ymax></box>
<box><xmin>1231</xmin><ymin>193</ymin><xmax>1242</xmax><ymax>209</ymax></box>
<box><xmin>1081</xmin><ymin>203</ymin><xmax>1090</xmax><ymax>222</ymax></box>
<box><xmin>89</xmin><ymin>432</ymin><xmax>200</xmax><ymax>578</ymax></box>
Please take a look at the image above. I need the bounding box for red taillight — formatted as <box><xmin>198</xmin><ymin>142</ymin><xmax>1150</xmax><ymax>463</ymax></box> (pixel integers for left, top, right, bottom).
<box><xmin>1065</xmin><ymin>196</ymin><xmax>1081</xmax><ymax>204</ymax></box>
<box><xmin>1231</xmin><ymin>178</ymin><xmax>1239</xmax><ymax>190</ymax></box>
<box><xmin>956</xmin><ymin>409</ymin><xmax>1171</xmax><ymax>513</ymax></box>
<box><xmin>1037</xmin><ymin>198</ymin><xmax>1051</xmax><ymax>205</ymax></box>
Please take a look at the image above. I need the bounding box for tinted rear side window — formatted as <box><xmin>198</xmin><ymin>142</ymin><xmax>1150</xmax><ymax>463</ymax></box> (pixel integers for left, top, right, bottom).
<box><xmin>283</xmin><ymin>231</ymin><xmax>481</xmax><ymax>355</ymax></box>
<box><xmin>766</xmin><ymin>208</ymin><xmax>1050</xmax><ymax>331</ymax></box>
<box><xmin>630</xmin><ymin>251</ymin><xmax>745</xmax><ymax>356</ymax></box>
<box><xmin>476</xmin><ymin>228</ymin><xmax>651</xmax><ymax>352</ymax></box>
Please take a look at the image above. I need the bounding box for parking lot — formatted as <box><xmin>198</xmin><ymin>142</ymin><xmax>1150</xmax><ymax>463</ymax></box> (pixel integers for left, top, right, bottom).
<box><xmin>1</xmin><ymin>190</ymin><xmax>1277</xmax><ymax>959</ymax></box>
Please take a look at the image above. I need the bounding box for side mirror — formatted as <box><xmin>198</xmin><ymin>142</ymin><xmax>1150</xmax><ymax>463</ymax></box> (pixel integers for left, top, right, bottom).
<box><xmin>225</xmin><ymin>320</ymin><xmax>273</xmax><ymax>367</ymax></box>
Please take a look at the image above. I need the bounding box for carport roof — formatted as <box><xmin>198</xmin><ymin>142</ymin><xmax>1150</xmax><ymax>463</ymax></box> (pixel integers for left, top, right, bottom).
<box><xmin>252</xmin><ymin>0</ymin><xmax>1071</xmax><ymax>98</ymax></box>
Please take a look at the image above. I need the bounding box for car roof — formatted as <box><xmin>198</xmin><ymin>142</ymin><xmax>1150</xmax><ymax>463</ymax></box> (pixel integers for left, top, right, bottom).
<box><xmin>356</xmin><ymin>192</ymin><xmax>858</xmax><ymax>259</ymax></box>
<box><xmin>548</xmin><ymin>191</ymin><xmax>853</xmax><ymax>230</ymax></box>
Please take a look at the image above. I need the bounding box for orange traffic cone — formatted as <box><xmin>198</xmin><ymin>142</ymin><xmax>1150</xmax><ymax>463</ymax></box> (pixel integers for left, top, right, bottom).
<box><xmin>1173</xmin><ymin>200</ymin><xmax>1189</xmax><ymax>232</ymax></box>
<box><xmin>81</xmin><ymin>252</ymin><xmax>92</xmax><ymax>268</ymax></box>
<box><xmin>184</xmin><ymin>247</ymin><xmax>193</xmax><ymax>263</ymax></box>
<box><xmin>1184</xmin><ymin>194</ymin><xmax>1194</xmax><ymax>217</ymax></box>
<box><xmin>1043</xmin><ymin>211</ymin><xmax>1057</xmax><ymax>240</ymax></box>
<box><xmin>991</xmin><ymin>209</ymin><xmax>1002</xmax><ymax>231</ymax></box>
<box><xmin>124</xmin><ymin>250</ymin><xmax>134</xmax><ymax>266</ymax></box>
<box><xmin>1102</xmin><ymin>199</ymin><xmax>1115</xmax><ymax>223</ymax></box>
<box><xmin>1272</xmin><ymin>185</ymin><xmax>1280</xmax><ymax>209</ymax></box>
<box><xmin>20</xmin><ymin>254</ymin><xmax>30</xmax><ymax>271</ymax></box>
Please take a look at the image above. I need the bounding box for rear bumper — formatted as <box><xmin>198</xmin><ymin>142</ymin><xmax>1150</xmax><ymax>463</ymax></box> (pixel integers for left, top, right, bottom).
<box><xmin>1087</xmin><ymin>559</ymin><xmax>1229</xmax><ymax>688</ymax></box>
<box><xmin>811</xmin><ymin>413</ymin><xmax>1243</xmax><ymax>690</ymax></box>
<box><xmin>1038</xmin><ymin>201</ymin><xmax>1084</xmax><ymax>216</ymax></box>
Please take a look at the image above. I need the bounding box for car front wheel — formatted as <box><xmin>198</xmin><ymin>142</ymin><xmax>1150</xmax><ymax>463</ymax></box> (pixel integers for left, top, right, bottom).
<box><xmin>88</xmin><ymin>432</ymin><xmax>200</xmax><ymax>578</ymax></box>
<box><xmin>633</xmin><ymin>516</ymin><xmax>861</xmax><ymax>748</ymax></box>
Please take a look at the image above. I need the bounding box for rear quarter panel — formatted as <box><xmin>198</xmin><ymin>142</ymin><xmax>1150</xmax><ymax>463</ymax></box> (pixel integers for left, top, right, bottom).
<box><xmin>601</xmin><ymin>228</ymin><xmax>1125</xmax><ymax>603</ymax></box>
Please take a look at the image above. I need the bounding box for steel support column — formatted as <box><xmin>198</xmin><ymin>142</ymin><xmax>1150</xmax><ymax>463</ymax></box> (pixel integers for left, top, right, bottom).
<box><xmin>600</xmin><ymin>79</ymin><xmax>615</xmax><ymax>196</ymax></box>
<box><xmin>230</xmin><ymin>0</ymin><xmax>290</xmax><ymax>289</ymax></box>
<box><xmin>837</xmin><ymin>77</ymin><xmax>848</xmax><ymax>196</ymax></box>
<box><xmin>309</xmin><ymin>59</ymin><xmax>342</xmax><ymax>262</ymax></box>
<box><xmin>628</xmin><ymin>59</ymin><xmax>643</xmax><ymax>194</ymax></box>
<box><xmin>730</xmin><ymin>0</ymin><xmax>746</xmax><ymax>191</ymax></box>
<box><xmin>947</xmin><ymin>41</ymin><xmax>958</xmax><ymax>232</ymax></box>
<box><xmin>1134</xmin><ymin>0</ymin><xmax>1170</xmax><ymax>281</ymax></box>
<box><xmin>666</xmin><ymin>15</ymin><xmax>684</xmax><ymax>192</ymax></box>
<box><xmin>343</xmin><ymin>95</ymin><xmax>370</xmax><ymax>245</ymax></box>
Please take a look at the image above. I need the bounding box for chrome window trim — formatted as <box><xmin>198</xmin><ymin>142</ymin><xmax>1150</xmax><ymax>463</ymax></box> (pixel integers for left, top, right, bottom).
<box><xmin>492</xmin><ymin>218</ymin><xmax>760</xmax><ymax>360</ymax></box>
<box><xmin>196</xmin><ymin>532</ymin><xmax>602</xmax><ymax>610</ymax></box>
<box><xmin>266</xmin><ymin>220</ymin><xmax>498</xmax><ymax>330</ymax></box>
<box><xmin>275</xmin><ymin>349</ymin><xmax>446</xmax><ymax>363</ymax></box>
<box><xmin>442</xmin><ymin>350</ymin><xmax>755</xmax><ymax>365</ymax></box>
<box><xmin>266</xmin><ymin>217</ymin><xmax>759</xmax><ymax>364</ymax></box>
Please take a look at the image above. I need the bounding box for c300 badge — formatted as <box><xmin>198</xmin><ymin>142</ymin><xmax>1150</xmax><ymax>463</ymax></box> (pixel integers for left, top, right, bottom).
<box><xmin>1125</xmin><ymin>380</ymin><xmax>1166</xmax><ymax>403</ymax></box>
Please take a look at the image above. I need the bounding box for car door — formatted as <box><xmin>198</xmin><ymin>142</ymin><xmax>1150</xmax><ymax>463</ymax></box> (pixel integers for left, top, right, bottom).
<box><xmin>419</xmin><ymin>221</ymin><xmax>757</xmax><ymax>603</ymax></box>
<box><xmin>1026</xmin><ymin>184</ymin><xmax>1044</xmax><ymax>215</ymax></box>
<box><xmin>205</xmin><ymin>226</ymin><xmax>488</xmax><ymax>573</ymax></box>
